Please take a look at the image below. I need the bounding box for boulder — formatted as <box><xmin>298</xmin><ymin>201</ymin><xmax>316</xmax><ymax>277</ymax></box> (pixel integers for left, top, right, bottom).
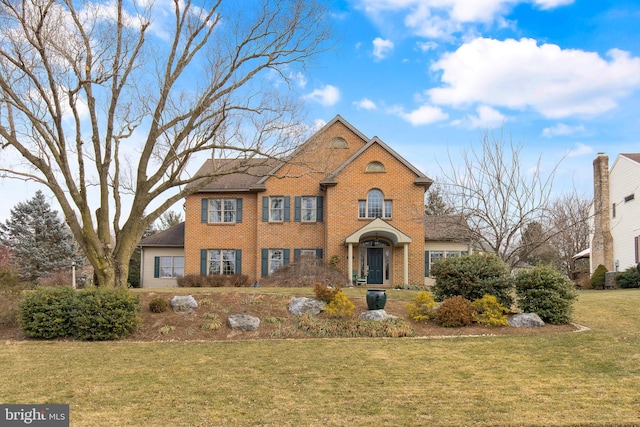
<box><xmin>170</xmin><ymin>295</ymin><xmax>198</xmax><ymax>313</ymax></box>
<box><xmin>227</xmin><ymin>314</ymin><xmax>260</xmax><ymax>331</ymax></box>
<box><xmin>508</xmin><ymin>313</ymin><xmax>545</xmax><ymax>328</ymax></box>
<box><xmin>288</xmin><ymin>297</ymin><xmax>325</xmax><ymax>315</ymax></box>
<box><xmin>359</xmin><ymin>309</ymin><xmax>398</xmax><ymax>321</ymax></box>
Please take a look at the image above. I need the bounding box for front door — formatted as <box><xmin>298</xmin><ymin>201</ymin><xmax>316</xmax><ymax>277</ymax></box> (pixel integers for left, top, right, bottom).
<box><xmin>367</xmin><ymin>248</ymin><xmax>384</xmax><ymax>285</ymax></box>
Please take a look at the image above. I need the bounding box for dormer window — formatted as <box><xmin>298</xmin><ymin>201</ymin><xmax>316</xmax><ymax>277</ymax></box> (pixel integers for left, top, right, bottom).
<box><xmin>366</xmin><ymin>161</ymin><xmax>385</xmax><ymax>172</ymax></box>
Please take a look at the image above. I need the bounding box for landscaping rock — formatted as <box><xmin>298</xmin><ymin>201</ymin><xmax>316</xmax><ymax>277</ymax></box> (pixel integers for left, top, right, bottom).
<box><xmin>359</xmin><ymin>309</ymin><xmax>398</xmax><ymax>321</ymax></box>
<box><xmin>227</xmin><ymin>314</ymin><xmax>260</xmax><ymax>331</ymax></box>
<box><xmin>170</xmin><ymin>295</ymin><xmax>198</xmax><ymax>313</ymax></box>
<box><xmin>288</xmin><ymin>297</ymin><xmax>325</xmax><ymax>315</ymax></box>
<box><xmin>508</xmin><ymin>313</ymin><xmax>545</xmax><ymax>327</ymax></box>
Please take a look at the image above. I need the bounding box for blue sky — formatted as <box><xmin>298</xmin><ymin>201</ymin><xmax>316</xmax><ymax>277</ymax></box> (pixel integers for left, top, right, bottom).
<box><xmin>1</xmin><ymin>0</ymin><xmax>639</xmax><ymax>222</ymax></box>
<box><xmin>299</xmin><ymin>0</ymin><xmax>640</xmax><ymax>198</ymax></box>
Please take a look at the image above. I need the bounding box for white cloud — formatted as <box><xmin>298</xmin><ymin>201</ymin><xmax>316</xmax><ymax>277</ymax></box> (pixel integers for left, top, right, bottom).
<box><xmin>354</xmin><ymin>98</ymin><xmax>377</xmax><ymax>110</ymax></box>
<box><xmin>416</xmin><ymin>41</ymin><xmax>438</xmax><ymax>52</ymax></box>
<box><xmin>428</xmin><ymin>38</ymin><xmax>640</xmax><ymax>118</ymax></box>
<box><xmin>302</xmin><ymin>85</ymin><xmax>341</xmax><ymax>106</ymax></box>
<box><xmin>542</xmin><ymin>123</ymin><xmax>585</xmax><ymax>138</ymax></box>
<box><xmin>534</xmin><ymin>0</ymin><xmax>574</xmax><ymax>10</ymax></box>
<box><xmin>289</xmin><ymin>72</ymin><xmax>308</xmax><ymax>88</ymax></box>
<box><xmin>392</xmin><ymin>104</ymin><xmax>449</xmax><ymax>126</ymax></box>
<box><xmin>565</xmin><ymin>142</ymin><xmax>594</xmax><ymax>158</ymax></box>
<box><xmin>465</xmin><ymin>105</ymin><xmax>506</xmax><ymax>129</ymax></box>
<box><xmin>355</xmin><ymin>0</ymin><xmax>573</xmax><ymax>40</ymax></box>
<box><xmin>372</xmin><ymin>37</ymin><xmax>394</xmax><ymax>61</ymax></box>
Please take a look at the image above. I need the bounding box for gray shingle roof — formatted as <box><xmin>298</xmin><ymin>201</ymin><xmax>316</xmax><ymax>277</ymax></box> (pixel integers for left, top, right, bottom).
<box><xmin>185</xmin><ymin>158</ymin><xmax>279</xmax><ymax>192</ymax></box>
<box><xmin>424</xmin><ymin>215</ymin><xmax>472</xmax><ymax>242</ymax></box>
<box><xmin>140</xmin><ymin>222</ymin><xmax>185</xmax><ymax>247</ymax></box>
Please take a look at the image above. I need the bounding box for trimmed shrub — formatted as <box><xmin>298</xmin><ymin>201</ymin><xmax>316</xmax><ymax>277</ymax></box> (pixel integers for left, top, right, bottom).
<box><xmin>70</xmin><ymin>288</ymin><xmax>141</xmax><ymax>340</ymax></box>
<box><xmin>472</xmin><ymin>294</ymin><xmax>509</xmax><ymax>327</ymax></box>
<box><xmin>434</xmin><ymin>296</ymin><xmax>475</xmax><ymax>327</ymax></box>
<box><xmin>590</xmin><ymin>264</ymin><xmax>607</xmax><ymax>290</ymax></box>
<box><xmin>323</xmin><ymin>290</ymin><xmax>355</xmax><ymax>318</ymax></box>
<box><xmin>431</xmin><ymin>253</ymin><xmax>514</xmax><ymax>308</ymax></box>
<box><xmin>614</xmin><ymin>264</ymin><xmax>640</xmax><ymax>289</ymax></box>
<box><xmin>515</xmin><ymin>265</ymin><xmax>577</xmax><ymax>324</ymax></box>
<box><xmin>406</xmin><ymin>291</ymin><xmax>438</xmax><ymax>322</ymax></box>
<box><xmin>149</xmin><ymin>297</ymin><xmax>169</xmax><ymax>313</ymax></box>
<box><xmin>20</xmin><ymin>287</ymin><xmax>76</xmax><ymax>338</ymax></box>
<box><xmin>20</xmin><ymin>287</ymin><xmax>141</xmax><ymax>340</ymax></box>
<box><xmin>313</xmin><ymin>282</ymin><xmax>341</xmax><ymax>303</ymax></box>
<box><xmin>177</xmin><ymin>274</ymin><xmax>250</xmax><ymax>288</ymax></box>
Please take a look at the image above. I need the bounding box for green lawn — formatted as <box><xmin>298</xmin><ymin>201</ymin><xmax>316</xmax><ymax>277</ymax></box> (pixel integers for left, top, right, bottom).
<box><xmin>1</xmin><ymin>289</ymin><xmax>639</xmax><ymax>426</ymax></box>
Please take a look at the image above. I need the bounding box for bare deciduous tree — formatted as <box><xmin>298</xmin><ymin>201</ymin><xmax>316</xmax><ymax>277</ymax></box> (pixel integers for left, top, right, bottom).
<box><xmin>546</xmin><ymin>191</ymin><xmax>592</xmax><ymax>276</ymax></box>
<box><xmin>0</xmin><ymin>0</ymin><xmax>330</xmax><ymax>287</ymax></box>
<box><xmin>440</xmin><ymin>130</ymin><xmax>561</xmax><ymax>268</ymax></box>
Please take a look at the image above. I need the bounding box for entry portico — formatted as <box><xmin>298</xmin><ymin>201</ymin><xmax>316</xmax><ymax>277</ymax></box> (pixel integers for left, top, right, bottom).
<box><xmin>345</xmin><ymin>218</ymin><xmax>412</xmax><ymax>286</ymax></box>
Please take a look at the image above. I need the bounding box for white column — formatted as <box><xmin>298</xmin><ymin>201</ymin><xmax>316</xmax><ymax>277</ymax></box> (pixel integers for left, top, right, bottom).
<box><xmin>348</xmin><ymin>243</ymin><xmax>353</xmax><ymax>283</ymax></box>
<box><xmin>403</xmin><ymin>243</ymin><xmax>409</xmax><ymax>285</ymax></box>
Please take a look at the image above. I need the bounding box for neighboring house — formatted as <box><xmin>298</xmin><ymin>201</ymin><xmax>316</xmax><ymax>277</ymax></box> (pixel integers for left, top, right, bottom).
<box><xmin>140</xmin><ymin>115</ymin><xmax>474</xmax><ymax>287</ymax></box>
<box><xmin>590</xmin><ymin>153</ymin><xmax>640</xmax><ymax>274</ymax></box>
<box><xmin>139</xmin><ymin>222</ymin><xmax>185</xmax><ymax>288</ymax></box>
<box><xmin>424</xmin><ymin>215</ymin><xmax>475</xmax><ymax>286</ymax></box>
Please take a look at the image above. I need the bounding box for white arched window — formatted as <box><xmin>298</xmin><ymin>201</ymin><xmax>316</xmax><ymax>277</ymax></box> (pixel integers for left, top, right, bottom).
<box><xmin>358</xmin><ymin>189</ymin><xmax>392</xmax><ymax>219</ymax></box>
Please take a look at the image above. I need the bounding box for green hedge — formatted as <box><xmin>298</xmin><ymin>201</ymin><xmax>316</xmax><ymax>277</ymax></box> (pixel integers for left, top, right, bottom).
<box><xmin>514</xmin><ymin>265</ymin><xmax>576</xmax><ymax>324</ymax></box>
<box><xmin>20</xmin><ymin>287</ymin><xmax>141</xmax><ymax>340</ymax></box>
<box><xmin>431</xmin><ymin>253</ymin><xmax>514</xmax><ymax>308</ymax></box>
<box><xmin>614</xmin><ymin>264</ymin><xmax>640</xmax><ymax>289</ymax></box>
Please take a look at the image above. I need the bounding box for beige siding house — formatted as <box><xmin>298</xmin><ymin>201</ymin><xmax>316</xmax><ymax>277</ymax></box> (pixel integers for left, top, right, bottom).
<box><xmin>590</xmin><ymin>153</ymin><xmax>640</xmax><ymax>273</ymax></box>
<box><xmin>139</xmin><ymin>223</ymin><xmax>185</xmax><ymax>288</ymax></box>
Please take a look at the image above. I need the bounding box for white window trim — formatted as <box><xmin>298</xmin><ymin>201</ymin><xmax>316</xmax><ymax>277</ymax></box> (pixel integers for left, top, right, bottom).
<box><xmin>207</xmin><ymin>250</ymin><xmax>237</xmax><ymax>275</ymax></box>
<box><xmin>269</xmin><ymin>249</ymin><xmax>284</xmax><ymax>274</ymax></box>
<box><xmin>301</xmin><ymin>196</ymin><xmax>317</xmax><ymax>222</ymax></box>
<box><xmin>359</xmin><ymin>190</ymin><xmax>392</xmax><ymax>219</ymax></box>
<box><xmin>208</xmin><ymin>198</ymin><xmax>237</xmax><ymax>223</ymax></box>
<box><xmin>270</xmin><ymin>197</ymin><xmax>284</xmax><ymax>222</ymax></box>
<box><xmin>160</xmin><ymin>256</ymin><xmax>184</xmax><ymax>278</ymax></box>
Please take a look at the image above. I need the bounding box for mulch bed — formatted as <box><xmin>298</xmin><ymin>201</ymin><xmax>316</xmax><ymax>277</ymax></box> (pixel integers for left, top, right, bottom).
<box><xmin>0</xmin><ymin>291</ymin><xmax>580</xmax><ymax>342</ymax></box>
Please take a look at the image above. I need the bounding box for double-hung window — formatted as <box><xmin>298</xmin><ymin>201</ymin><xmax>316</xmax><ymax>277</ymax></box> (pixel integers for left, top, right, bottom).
<box><xmin>270</xmin><ymin>197</ymin><xmax>284</xmax><ymax>222</ymax></box>
<box><xmin>301</xmin><ymin>197</ymin><xmax>316</xmax><ymax>222</ymax></box>
<box><xmin>269</xmin><ymin>249</ymin><xmax>284</xmax><ymax>274</ymax></box>
<box><xmin>155</xmin><ymin>256</ymin><xmax>184</xmax><ymax>278</ymax></box>
<box><xmin>202</xmin><ymin>198</ymin><xmax>242</xmax><ymax>223</ymax></box>
<box><xmin>208</xmin><ymin>250</ymin><xmax>237</xmax><ymax>275</ymax></box>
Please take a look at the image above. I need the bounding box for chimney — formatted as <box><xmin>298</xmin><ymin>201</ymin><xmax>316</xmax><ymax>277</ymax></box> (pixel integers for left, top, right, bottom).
<box><xmin>591</xmin><ymin>153</ymin><xmax>614</xmax><ymax>271</ymax></box>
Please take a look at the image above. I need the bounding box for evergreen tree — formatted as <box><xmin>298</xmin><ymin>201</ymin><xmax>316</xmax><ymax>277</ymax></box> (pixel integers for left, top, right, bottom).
<box><xmin>0</xmin><ymin>191</ymin><xmax>78</xmax><ymax>283</ymax></box>
<box><xmin>425</xmin><ymin>182</ymin><xmax>455</xmax><ymax>215</ymax></box>
<box><xmin>157</xmin><ymin>210</ymin><xmax>183</xmax><ymax>231</ymax></box>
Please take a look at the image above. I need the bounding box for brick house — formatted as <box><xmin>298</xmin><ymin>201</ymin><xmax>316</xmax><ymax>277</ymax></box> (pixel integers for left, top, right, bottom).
<box><xmin>140</xmin><ymin>115</ymin><xmax>475</xmax><ymax>287</ymax></box>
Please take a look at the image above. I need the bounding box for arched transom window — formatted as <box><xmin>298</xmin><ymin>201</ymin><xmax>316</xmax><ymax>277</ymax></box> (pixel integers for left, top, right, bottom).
<box><xmin>366</xmin><ymin>161</ymin><xmax>385</xmax><ymax>172</ymax></box>
<box><xmin>358</xmin><ymin>189</ymin><xmax>392</xmax><ymax>219</ymax></box>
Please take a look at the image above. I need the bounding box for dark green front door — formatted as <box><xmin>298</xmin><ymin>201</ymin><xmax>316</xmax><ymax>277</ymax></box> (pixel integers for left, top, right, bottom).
<box><xmin>367</xmin><ymin>248</ymin><xmax>383</xmax><ymax>284</ymax></box>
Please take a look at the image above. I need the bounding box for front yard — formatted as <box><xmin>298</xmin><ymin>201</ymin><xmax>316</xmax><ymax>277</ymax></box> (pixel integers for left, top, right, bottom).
<box><xmin>0</xmin><ymin>289</ymin><xmax>639</xmax><ymax>425</ymax></box>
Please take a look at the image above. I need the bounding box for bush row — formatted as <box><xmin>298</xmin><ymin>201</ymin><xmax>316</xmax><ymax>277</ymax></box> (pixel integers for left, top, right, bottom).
<box><xmin>177</xmin><ymin>273</ymin><xmax>250</xmax><ymax>288</ymax></box>
<box><xmin>430</xmin><ymin>254</ymin><xmax>576</xmax><ymax>324</ymax></box>
<box><xmin>20</xmin><ymin>287</ymin><xmax>141</xmax><ymax>340</ymax></box>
